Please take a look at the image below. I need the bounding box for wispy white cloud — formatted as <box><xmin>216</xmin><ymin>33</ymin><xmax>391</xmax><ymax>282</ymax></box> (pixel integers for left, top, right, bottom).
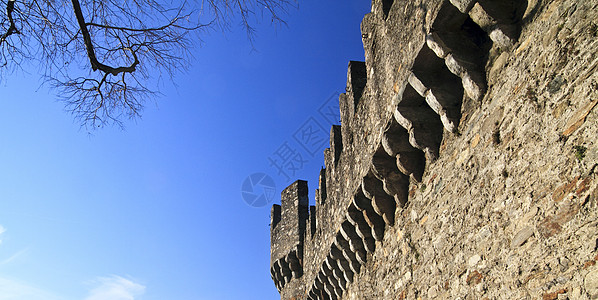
<box><xmin>0</xmin><ymin>277</ymin><xmax>63</xmax><ymax>300</ymax></box>
<box><xmin>0</xmin><ymin>248</ymin><xmax>29</xmax><ymax>265</ymax></box>
<box><xmin>0</xmin><ymin>225</ymin><xmax>28</xmax><ymax>265</ymax></box>
<box><xmin>0</xmin><ymin>225</ymin><xmax>144</xmax><ymax>300</ymax></box>
<box><xmin>85</xmin><ymin>275</ymin><xmax>145</xmax><ymax>300</ymax></box>
<box><xmin>0</xmin><ymin>228</ymin><xmax>55</xmax><ymax>299</ymax></box>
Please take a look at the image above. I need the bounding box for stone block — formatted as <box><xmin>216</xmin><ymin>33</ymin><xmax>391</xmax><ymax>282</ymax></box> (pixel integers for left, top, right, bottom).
<box><xmin>449</xmin><ymin>0</ymin><xmax>477</xmax><ymax>13</ymax></box>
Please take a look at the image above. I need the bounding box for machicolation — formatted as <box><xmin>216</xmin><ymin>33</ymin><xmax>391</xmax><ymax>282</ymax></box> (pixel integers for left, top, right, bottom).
<box><xmin>270</xmin><ymin>0</ymin><xmax>598</xmax><ymax>299</ymax></box>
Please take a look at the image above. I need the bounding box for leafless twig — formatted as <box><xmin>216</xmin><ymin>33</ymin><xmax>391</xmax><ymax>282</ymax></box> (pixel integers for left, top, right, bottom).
<box><xmin>0</xmin><ymin>0</ymin><xmax>296</xmax><ymax>129</ymax></box>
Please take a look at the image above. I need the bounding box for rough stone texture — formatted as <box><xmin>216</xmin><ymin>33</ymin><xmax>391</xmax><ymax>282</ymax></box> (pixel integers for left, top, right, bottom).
<box><xmin>270</xmin><ymin>0</ymin><xmax>598</xmax><ymax>299</ymax></box>
<box><xmin>271</xmin><ymin>180</ymin><xmax>310</xmax><ymax>293</ymax></box>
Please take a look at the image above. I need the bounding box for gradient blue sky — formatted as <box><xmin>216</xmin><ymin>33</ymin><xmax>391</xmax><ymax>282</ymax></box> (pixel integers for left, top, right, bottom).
<box><xmin>0</xmin><ymin>1</ymin><xmax>370</xmax><ymax>299</ymax></box>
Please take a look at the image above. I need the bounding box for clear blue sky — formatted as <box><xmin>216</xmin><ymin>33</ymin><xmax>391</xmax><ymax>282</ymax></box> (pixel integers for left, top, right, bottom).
<box><xmin>0</xmin><ymin>1</ymin><xmax>370</xmax><ymax>299</ymax></box>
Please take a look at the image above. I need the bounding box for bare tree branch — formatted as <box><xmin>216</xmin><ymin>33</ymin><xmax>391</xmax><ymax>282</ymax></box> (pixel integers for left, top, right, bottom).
<box><xmin>0</xmin><ymin>0</ymin><xmax>18</xmax><ymax>45</ymax></box>
<box><xmin>0</xmin><ymin>0</ymin><xmax>296</xmax><ymax>129</ymax></box>
<box><xmin>71</xmin><ymin>0</ymin><xmax>138</xmax><ymax>75</ymax></box>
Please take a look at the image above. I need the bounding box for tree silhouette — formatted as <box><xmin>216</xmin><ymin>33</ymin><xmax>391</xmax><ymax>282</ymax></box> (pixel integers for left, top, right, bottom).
<box><xmin>0</xmin><ymin>0</ymin><xmax>293</xmax><ymax>128</ymax></box>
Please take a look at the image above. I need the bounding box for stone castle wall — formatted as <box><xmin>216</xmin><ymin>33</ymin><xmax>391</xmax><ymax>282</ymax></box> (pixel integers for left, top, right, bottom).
<box><xmin>270</xmin><ymin>0</ymin><xmax>598</xmax><ymax>299</ymax></box>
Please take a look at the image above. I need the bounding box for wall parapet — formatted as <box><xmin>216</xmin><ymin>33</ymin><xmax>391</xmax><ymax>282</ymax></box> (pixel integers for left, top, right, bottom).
<box><xmin>270</xmin><ymin>180</ymin><xmax>309</xmax><ymax>291</ymax></box>
<box><xmin>270</xmin><ymin>0</ymin><xmax>598</xmax><ymax>299</ymax></box>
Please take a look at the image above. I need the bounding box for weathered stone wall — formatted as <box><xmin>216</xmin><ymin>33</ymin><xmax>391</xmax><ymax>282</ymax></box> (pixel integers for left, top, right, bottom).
<box><xmin>270</xmin><ymin>0</ymin><xmax>598</xmax><ymax>299</ymax></box>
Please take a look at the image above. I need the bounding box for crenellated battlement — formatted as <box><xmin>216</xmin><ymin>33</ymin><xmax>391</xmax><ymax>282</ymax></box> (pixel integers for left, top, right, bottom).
<box><xmin>270</xmin><ymin>180</ymin><xmax>312</xmax><ymax>291</ymax></box>
<box><xmin>270</xmin><ymin>0</ymin><xmax>598</xmax><ymax>299</ymax></box>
